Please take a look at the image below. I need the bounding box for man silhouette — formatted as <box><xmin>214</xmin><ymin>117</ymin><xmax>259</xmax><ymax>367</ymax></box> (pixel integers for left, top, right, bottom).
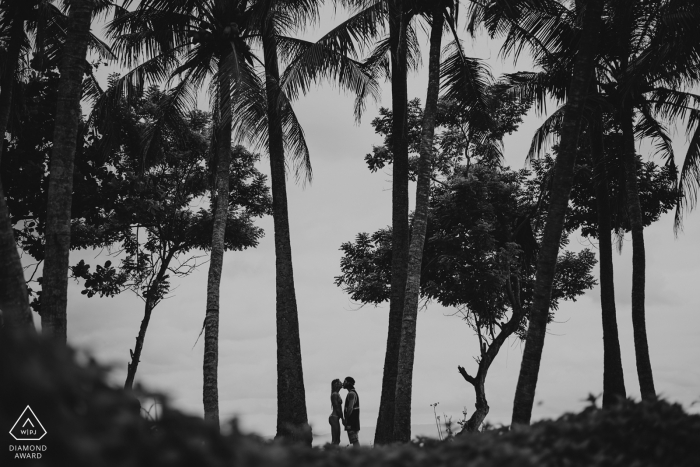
<box><xmin>342</xmin><ymin>376</ymin><xmax>360</xmax><ymax>446</ymax></box>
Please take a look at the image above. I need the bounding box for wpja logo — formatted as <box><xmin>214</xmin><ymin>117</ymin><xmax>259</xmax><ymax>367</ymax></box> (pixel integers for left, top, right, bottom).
<box><xmin>8</xmin><ymin>406</ymin><xmax>47</xmax><ymax>460</ymax></box>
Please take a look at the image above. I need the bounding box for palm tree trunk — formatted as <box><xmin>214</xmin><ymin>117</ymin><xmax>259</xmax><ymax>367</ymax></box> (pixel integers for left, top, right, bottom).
<box><xmin>261</xmin><ymin>30</ymin><xmax>309</xmax><ymax>444</ymax></box>
<box><xmin>511</xmin><ymin>0</ymin><xmax>603</xmax><ymax>426</ymax></box>
<box><xmin>374</xmin><ymin>0</ymin><xmax>410</xmax><ymax>445</ymax></box>
<box><xmin>41</xmin><ymin>0</ymin><xmax>94</xmax><ymax>342</ymax></box>
<box><xmin>0</xmin><ymin>14</ymin><xmax>33</xmax><ymax>332</ymax></box>
<box><xmin>0</xmin><ymin>180</ymin><xmax>33</xmax><ymax>331</ymax></box>
<box><xmin>0</xmin><ymin>12</ymin><xmax>23</xmax><ymax>166</ymax></box>
<box><xmin>203</xmin><ymin>61</ymin><xmax>233</xmax><ymax>428</ymax></box>
<box><xmin>621</xmin><ymin>105</ymin><xmax>656</xmax><ymax>401</ymax></box>
<box><xmin>392</xmin><ymin>8</ymin><xmax>443</xmax><ymax>444</ymax></box>
<box><xmin>590</xmin><ymin>111</ymin><xmax>626</xmax><ymax>407</ymax></box>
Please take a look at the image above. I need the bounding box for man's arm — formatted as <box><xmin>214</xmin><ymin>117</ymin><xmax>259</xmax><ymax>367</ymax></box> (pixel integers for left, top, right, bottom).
<box><xmin>343</xmin><ymin>392</ymin><xmax>356</xmax><ymax>422</ymax></box>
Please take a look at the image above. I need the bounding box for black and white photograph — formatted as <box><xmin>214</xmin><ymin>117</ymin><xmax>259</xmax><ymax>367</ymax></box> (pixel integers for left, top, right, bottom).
<box><xmin>1</xmin><ymin>0</ymin><xmax>699</xmax><ymax>465</ymax></box>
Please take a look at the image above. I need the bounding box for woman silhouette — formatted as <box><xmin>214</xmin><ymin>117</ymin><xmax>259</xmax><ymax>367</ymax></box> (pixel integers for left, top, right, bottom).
<box><xmin>329</xmin><ymin>379</ymin><xmax>343</xmax><ymax>444</ymax></box>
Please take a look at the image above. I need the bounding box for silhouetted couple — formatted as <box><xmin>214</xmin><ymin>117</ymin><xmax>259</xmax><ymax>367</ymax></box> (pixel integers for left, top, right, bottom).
<box><xmin>329</xmin><ymin>377</ymin><xmax>360</xmax><ymax>446</ymax></box>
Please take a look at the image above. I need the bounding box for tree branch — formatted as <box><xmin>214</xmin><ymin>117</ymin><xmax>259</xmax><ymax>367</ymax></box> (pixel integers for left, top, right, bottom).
<box><xmin>458</xmin><ymin>365</ymin><xmax>476</xmax><ymax>386</ymax></box>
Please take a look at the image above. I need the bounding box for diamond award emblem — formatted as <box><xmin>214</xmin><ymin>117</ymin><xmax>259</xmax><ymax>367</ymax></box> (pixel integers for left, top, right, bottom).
<box><xmin>9</xmin><ymin>406</ymin><xmax>47</xmax><ymax>441</ymax></box>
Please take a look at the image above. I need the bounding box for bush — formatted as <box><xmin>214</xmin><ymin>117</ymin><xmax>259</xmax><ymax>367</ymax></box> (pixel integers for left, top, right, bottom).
<box><xmin>2</xmin><ymin>331</ymin><xmax>698</xmax><ymax>466</ymax></box>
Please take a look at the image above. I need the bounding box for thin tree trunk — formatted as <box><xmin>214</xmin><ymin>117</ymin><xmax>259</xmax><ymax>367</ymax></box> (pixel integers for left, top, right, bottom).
<box><xmin>124</xmin><ymin>254</ymin><xmax>172</xmax><ymax>390</ymax></box>
<box><xmin>262</xmin><ymin>30</ymin><xmax>309</xmax><ymax>444</ymax></box>
<box><xmin>124</xmin><ymin>299</ymin><xmax>155</xmax><ymax>391</ymax></box>
<box><xmin>0</xmin><ymin>14</ymin><xmax>33</xmax><ymax>332</ymax></box>
<box><xmin>511</xmin><ymin>0</ymin><xmax>603</xmax><ymax>426</ymax></box>
<box><xmin>374</xmin><ymin>0</ymin><xmax>410</xmax><ymax>445</ymax></box>
<box><xmin>392</xmin><ymin>8</ymin><xmax>443</xmax><ymax>444</ymax></box>
<box><xmin>590</xmin><ymin>111</ymin><xmax>626</xmax><ymax>407</ymax></box>
<box><xmin>621</xmin><ymin>105</ymin><xmax>656</xmax><ymax>401</ymax></box>
<box><xmin>41</xmin><ymin>0</ymin><xmax>94</xmax><ymax>342</ymax></box>
<box><xmin>202</xmin><ymin>60</ymin><xmax>232</xmax><ymax>428</ymax></box>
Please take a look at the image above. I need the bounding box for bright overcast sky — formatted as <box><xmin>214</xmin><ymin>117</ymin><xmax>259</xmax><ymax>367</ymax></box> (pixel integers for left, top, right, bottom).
<box><xmin>31</xmin><ymin>4</ymin><xmax>700</xmax><ymax>444</ymax></box>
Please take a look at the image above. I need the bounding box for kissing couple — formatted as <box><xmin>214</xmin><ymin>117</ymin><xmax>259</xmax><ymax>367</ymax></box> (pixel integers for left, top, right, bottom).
<box><xmin>329</xmin><ymin>376</ymin><xmax>360</xmax><ymax>446</ymax></box>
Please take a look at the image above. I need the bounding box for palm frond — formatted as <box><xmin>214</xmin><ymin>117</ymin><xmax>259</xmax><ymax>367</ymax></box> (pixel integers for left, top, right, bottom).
<box><xmin>635</xmin><ymin>103</ymin><xmax>675</xmax><ymax>166</ymax></box>
<box><xmin>440</xmin><ymin>40</ymin><xmax>493</xmax><ymax>132</ymax></box>
<box><xmin>674</xmin><ymin>115</ymin><xmax>700</xmax><ymax>233</ymax></box>
<box><xmin>527</xmin><ymin>104</ymin><xmax>565</xmax><ymax>162</ymax></box>
<box><xmin>278</xmin><ymin>36</ymin><xmax>381</xmax><ymax>121</ymax></box>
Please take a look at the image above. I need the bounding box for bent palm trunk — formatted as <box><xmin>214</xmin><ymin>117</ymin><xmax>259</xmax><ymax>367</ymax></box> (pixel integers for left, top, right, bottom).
<box><xmin>621</xmin><ymin>106</ymin><xmax>655</xmax><ymax>401</ymax></box>
<box><xmin>511</xmin><ymin>0</ymin><xmax>603</xmax><ymax>426</ymax></box>
<box><xmin>41</xmin><ymin>0</ymin><xmax>95</xmax><ymax>342</ymax></box>
<box><xmin>590</xmin><ymin>112</ymin><xmax>626</xmax><ymax>407</ymax></box>
<box><xmin>375</xmin><ymin>0</ymin><xmax>410</xmax><ymax>446</ymax></box>
<box><xmin>392</xmin><ymin>7</ymin><xmax>443</xmax><ymax>444</ymax></box>
<box><xmin>203</xmin><ymin>63</ymin><xmax>233</xmax><ymax>428</ymax></box>
<box><xmin>262</xmin><ymin>30</ymin><xmax>309</xmax><ymax>444</ymax></box>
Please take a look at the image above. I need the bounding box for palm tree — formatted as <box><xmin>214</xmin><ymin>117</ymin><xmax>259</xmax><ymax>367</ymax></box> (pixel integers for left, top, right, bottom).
<box><xmin>509</xmin><ymin>0</ymin><xmax>604</xmax><ymax>425</ymax></box>
<box><xmin>0</xmin><ymin>1</ymin><xmax>36</xmax><ymax>331</ymax></box>
<box><xmin>590</xmin><ymin>108</ymin><xmax>627</xmax><ymax>407</ymax></box>
<box><xmin>606</xmin><ymin>0</ymin><xmax>700</xmax><ymax>400</ymax></box>
<box><xmin>107</xmin><ymin>0</ymin><xmax>270</xmax><ymax>427</ymax></box>
<box><xmin>392</xmin><ymin>1</ymin><xmax>443</xmax><ymax>443</ymax></box>
<box><xmin>41</xmin><ymin>0</ymin><xmax>98</xmax><ymax>342</ymax></box>
<box><xmin>392</xmin><ymin>0</ymin><xmax>494</xmax><ymax>441</ymax></box>
<box><xmin>110</xmin><ymin>0</ymin><xmax>377</xmax><ymax>437</ymax></box>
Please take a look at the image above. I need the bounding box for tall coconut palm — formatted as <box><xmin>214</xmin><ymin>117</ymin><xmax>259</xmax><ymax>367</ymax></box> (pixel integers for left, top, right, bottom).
<box><xmin>509</xmin><ymin>0</ymin><xmax>604</xmax><ymax>425</ymax></box>
<box><xmin>392</xmin><ymin>2</ymin><xmax>443</xmax><ymax>443</ymax></box>
<box><xmin>110</xmin><ymin>0</ymin><xmax>378</xmax><ymax>436</ymax></box>
<box><xmin>393</xmin><ymin>0</ymin><xmax>494</xmax><ymax>441</ymax></box>
<box><xmin>107</xmin><ymin>0</ymin><xmax>279</xmax><ymax>427</ymax></box>
<box><xmin>609</xmin><ymin>0</ymin><xmax>700</xmax><ymax>400</ymax></box>
<box><xmin>590</xmin><ymin>107</ymin><xmax>627</xmax><ymax>407</ymax></box>
<box><xmin>41</xmin><ymin>0</ymin><xmax>98</xmax><ymax>342</ymax></box>
<box><xmin>0</xmin><ymin>1</ymin><xmax>36</xmax><ymax>331</ymax></box>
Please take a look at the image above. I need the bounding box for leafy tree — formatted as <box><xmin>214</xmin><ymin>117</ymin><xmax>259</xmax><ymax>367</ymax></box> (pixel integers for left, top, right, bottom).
<box><xmin>70</xmin><ymin>88</ymin><xmax>271</xmax><ymax>390</ymax></box>
<box><xmin>336</xmin><ymin>164</ymin><xmax>596</xmax><ymax>432</ymax></box>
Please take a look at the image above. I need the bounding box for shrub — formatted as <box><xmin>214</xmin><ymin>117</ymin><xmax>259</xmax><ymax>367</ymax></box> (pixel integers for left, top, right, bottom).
<box><xmin>2</xmin><ymin>330</ymin><xmax>698</xmax><ymax>466</ymax></box>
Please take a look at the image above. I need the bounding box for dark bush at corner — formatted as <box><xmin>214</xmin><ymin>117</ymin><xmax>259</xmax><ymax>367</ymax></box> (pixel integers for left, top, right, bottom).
<box><xmin>2</xmin><ymin>331</ymin><xmax>699</xmax><ymax>466</ymax></box>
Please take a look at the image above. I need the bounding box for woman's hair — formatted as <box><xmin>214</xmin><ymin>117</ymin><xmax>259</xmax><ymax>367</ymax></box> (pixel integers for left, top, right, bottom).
<box><xmin>331</xmin><ymin>379</ymin><xmax>341</xmax><ymax>392</ymax></box>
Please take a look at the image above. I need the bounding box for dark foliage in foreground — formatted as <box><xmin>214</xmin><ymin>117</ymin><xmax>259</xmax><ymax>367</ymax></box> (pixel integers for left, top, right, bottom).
<box><xmin>2</xmin><ymin>331</ymin><xmax>698</xmax><ymax>466</ymax></box>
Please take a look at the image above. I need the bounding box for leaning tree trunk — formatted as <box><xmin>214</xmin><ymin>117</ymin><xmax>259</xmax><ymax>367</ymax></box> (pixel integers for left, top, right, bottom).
<box><xmin>460</xmin><ymin>279</ymin><xmax>526</xmax><ymax>433</ymax></box>
<box><xmin>0</xmin><ymin>14</ymin><xmax>33</xmax><ymax>332</ymax></box>
<box><xmin>511</xmin><ymin>0</ymin><xmax>603</xmax><ymax>426</ymax></box>
<box><xmin>374</xmin><ymin>0</ymin><xmax>410</xmax><ymax>446</ymax></box>
<box><xmin>621</xmin><ymin>105</ymin><xmax>656</xmax><ymax>401</ymax></box>
<box><xmin>41</xmin><ymin>0</ymin><xmax>95</xmax><ymax>342</ymax></box>
<box><xmin>261</xmin><ymin>30</ymin><xmax>309</xmax><ymax>444</ymax></box>
<box><xmin>392</xmin><ymin>8</ymin><xmax>443</xmax><ymax>444</ymax></box>
<box><xmin>203</xmin><ymin>60</ymin><xmax>233</xmax><ymax>428</ymax></box>
<box><xmin>124</xmin><ymin>255</ymin><xmax>172</xmax><ymax>390</ymax></box>
<box><xmin>590</xmin><ymin>111</ymin><xmax>626</xmax><ymax>407</ymax></box>
<box><xmin>124</xmin><ymin>300</ymin><xmax>155</xmax><ymax>391</ymax></box>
